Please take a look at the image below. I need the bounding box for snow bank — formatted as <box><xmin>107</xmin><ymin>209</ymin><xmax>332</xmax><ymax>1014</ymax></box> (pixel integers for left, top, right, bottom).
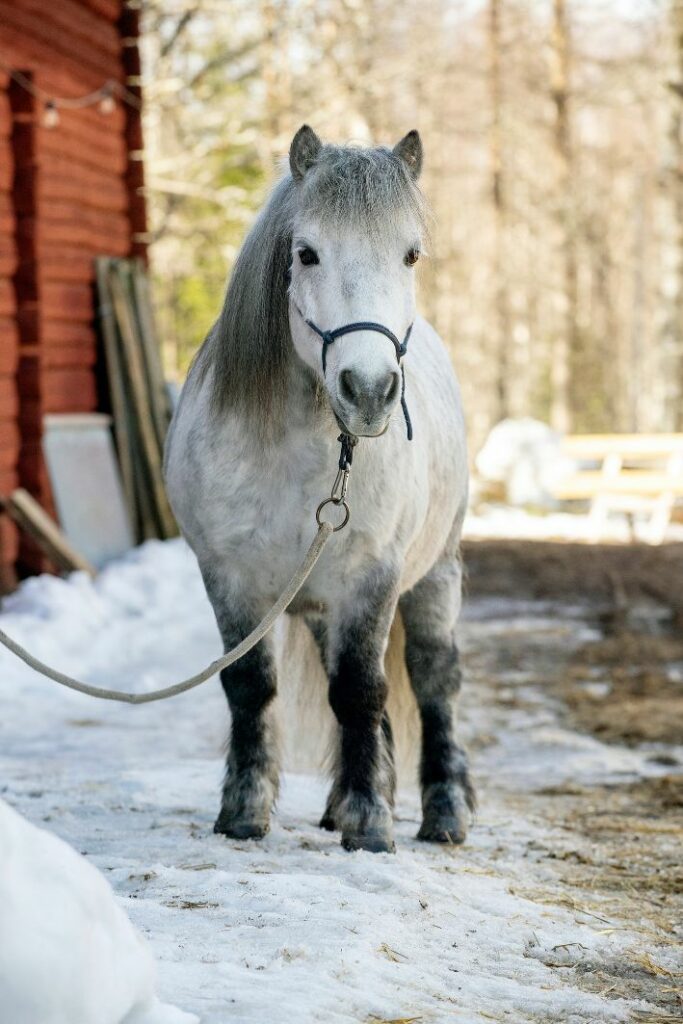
<box><xmin>475</xmin><ymin>417</ymin><xmax>574</xmax><ymax>507</ymax></box>
<box><xmin>0</xmin><ymin>797</ymin><xmax>197</xmax><ymax>1024</ymax></box>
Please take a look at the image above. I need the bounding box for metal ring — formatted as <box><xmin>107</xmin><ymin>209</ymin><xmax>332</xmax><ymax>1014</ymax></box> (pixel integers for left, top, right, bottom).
<box><xmin>316</xmin><ymin>496</ymin><xmax>350</xmax><ymax>532</ymax></box>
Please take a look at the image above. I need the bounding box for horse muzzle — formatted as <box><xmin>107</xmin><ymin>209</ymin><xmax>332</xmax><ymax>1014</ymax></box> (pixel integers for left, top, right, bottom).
<box><xmin>332</xmin><ymin>366</ymin><xmax>401</xmax><ymax>437</ymax></box>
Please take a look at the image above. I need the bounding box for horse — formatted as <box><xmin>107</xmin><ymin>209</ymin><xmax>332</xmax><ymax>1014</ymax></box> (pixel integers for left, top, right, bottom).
<box><xmin>164</xmin><ymin>125</ymin><xmax>474</xmax><ymax>853</ymax></box>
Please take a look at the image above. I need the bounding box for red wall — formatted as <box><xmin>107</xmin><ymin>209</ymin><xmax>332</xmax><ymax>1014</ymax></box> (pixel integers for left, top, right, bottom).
<box><xmin>0</xmin><ymin>70</ymin><xmax>20</xmax><ymax>590</ymax></box>
<box><xmin>0</xmin><ymin>0</ymin><xmax>146</xmax><ymax>585</ymax></box>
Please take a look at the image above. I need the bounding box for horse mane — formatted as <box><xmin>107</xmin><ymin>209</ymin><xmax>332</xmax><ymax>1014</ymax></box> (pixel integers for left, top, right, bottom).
<box><xmin>198</xmin><ymin>144</ymin><xmax>426</xmax><ymax>434</ymax></box>
<box><xmin>196</xmin><ymin>175</ymin><xmax>296</xmax><ymax>434</ymax></box>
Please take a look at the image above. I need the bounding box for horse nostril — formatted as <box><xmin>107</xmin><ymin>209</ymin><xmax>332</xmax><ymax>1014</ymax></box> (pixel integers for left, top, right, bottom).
<box><xmin>339</xmin><ymin>369</ymin><xmax>359</xmax><ymax>404</ymax></box>
<box><xmin>384</xmin><ymin>372</ymin><xmax>400</xmax><ymax>406</ymax></box>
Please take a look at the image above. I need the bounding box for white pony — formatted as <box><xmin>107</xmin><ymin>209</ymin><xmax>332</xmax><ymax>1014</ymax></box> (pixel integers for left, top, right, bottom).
<box><xmin>0</xmin><ymin>798</ymin><xmax>198</xmax><ymax>1024</ymax></box>
<box><xmin>165</xmin><ymin>126</ymin><xmax>473</xmax><ymax>853</ymax></box>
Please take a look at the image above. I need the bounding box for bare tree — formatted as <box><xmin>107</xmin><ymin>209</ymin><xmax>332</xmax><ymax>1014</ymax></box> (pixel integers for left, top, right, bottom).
<box><xmin>549</xmin><ymin>0</ymin><xmax>577</xmax><ymax>433</ymax></box>
<box><xmin>139</xmin><ymin>0</ymin><xmax>683</xmax><ymax>448</ymax></box>
<box><xmin>663</xmin><ymin>1</ymin><xmax>683</xmax><ymax>430</ymax></box>
<box><xmin>488</xmin><ymin>0</ymin><xmax>511</xmax><ymax>421</ymax></box>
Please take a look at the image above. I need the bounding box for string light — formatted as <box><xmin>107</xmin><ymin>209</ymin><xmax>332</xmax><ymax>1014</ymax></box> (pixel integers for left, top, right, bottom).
<box><xmin>98</xmin><ymin>84</ymin><xmax>116</xmax><ymax>116</ymax></box>
<box><xmin>42</xmin><ymin>99</ymin><xmax>60</xmax><ymax>128</ymax></box>
<box><xmin>0</xmin><ymin>62</ymin><xmax>142</xmax><ymax>131</ymax></box>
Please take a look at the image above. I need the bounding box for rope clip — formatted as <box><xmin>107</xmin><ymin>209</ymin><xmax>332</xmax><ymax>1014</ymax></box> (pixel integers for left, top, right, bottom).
<box><xmin>315</xmin><ymin>432</ymin><xmax>357</xmax><ymax>532</ymax></box>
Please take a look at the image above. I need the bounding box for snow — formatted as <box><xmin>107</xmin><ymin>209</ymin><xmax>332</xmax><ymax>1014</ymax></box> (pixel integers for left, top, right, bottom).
<box><xmin>0</xmin><ymin>540</ymin><xmax>676</xmax><ymax>1023</ymax></box>
<box><xmin>464</xmin><ymin>504</ymin><xmax>683</xmax><ymax>544</ymax></box>
<box><xmin>474</xmin><ymin>417</ymin><xmax>574</xmax><ymax>507</ymax></box>
<box><xmin>0</xmin><ymin>798</ymin><xmax>197</xmax><ymax>1024</ymax></box>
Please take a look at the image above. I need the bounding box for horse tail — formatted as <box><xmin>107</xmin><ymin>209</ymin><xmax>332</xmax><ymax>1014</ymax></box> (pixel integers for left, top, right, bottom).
<box><xmin>276</xmin><ymin>611</ymin><xmax>419</xmax><ymax>787</ymax></box>
<box><xmin>383</xmin><ymin>610</ymin><xmax>421</xmax><ymax>784</ymax></box>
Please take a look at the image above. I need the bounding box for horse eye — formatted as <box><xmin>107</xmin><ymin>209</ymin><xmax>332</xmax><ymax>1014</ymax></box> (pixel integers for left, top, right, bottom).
<box><xmin>404</xmin><ymin>248</ymin><xmax>420</xmax><ymax>267</ymax></box>
<box><xmin>298</xmin><ymin>247</ymin><xmax>319</xmax><ymax>266</ymax></box>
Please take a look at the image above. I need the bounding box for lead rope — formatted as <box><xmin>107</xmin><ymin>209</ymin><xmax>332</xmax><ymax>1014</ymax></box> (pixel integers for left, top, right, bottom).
<box><xmin>0</xmin><ymin>437</ymin><xmax>355</xmax><ymax>705</ymax></box>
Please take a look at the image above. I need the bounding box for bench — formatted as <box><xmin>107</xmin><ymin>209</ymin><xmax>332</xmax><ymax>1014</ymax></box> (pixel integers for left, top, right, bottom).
<box><xmin>552</xmin><ymin>434</ymin><xmax>683</xmax><ymax>543</ymax></box>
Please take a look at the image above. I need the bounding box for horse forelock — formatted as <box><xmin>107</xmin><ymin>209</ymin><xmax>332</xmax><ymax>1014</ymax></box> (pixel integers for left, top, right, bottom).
<box><xmin>300</xmin><ymin>144</ymin><xmax>426</xmax><ymax>235</ymax></box>
<box><xmin>202</xmin><ymin>143</ymin><xmax>426</xmax><ymax>435</ymax></box>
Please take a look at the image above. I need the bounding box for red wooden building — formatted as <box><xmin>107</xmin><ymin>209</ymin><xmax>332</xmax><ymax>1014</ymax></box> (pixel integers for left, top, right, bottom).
<box><xmin>0</xmin><ymin>0</ymin><xmax>146</xmax><ymax>591</ymax></box>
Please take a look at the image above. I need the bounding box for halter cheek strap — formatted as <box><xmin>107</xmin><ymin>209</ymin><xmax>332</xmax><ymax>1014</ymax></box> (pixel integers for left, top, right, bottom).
<box><xmin>301</xmin><ymin>314</ymin><xmax>414</xmax><ymax>441</ymax></box>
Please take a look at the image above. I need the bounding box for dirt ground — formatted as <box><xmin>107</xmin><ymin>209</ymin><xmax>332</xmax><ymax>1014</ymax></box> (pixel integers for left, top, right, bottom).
<box><xmin>464</xmin><ymin>539</ymin><xmax>683</xmax><ymax>747</ymax></box>
<box><xmin>462</xmin><ymin>539</ymin><xmax>683</xmax><ymax>1021</ymax></box>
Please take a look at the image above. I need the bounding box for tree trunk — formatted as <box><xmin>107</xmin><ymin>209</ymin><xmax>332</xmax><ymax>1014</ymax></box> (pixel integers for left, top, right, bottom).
<box><xmin>488</xmin><ymin>0</ymin><xmax>511</xmax><ymax>423</ymax></box>
<box><xmin>549</xmin><ymin>0</ymin><xmax>577</xmax><ymax>434</ymax></box>
<box><xmin>663</xmin><ymin>2</ymin><xmax>683</xmax><ymax>431</ymax></box>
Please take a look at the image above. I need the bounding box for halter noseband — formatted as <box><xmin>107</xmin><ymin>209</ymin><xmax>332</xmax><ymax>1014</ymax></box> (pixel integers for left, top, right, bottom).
<box><xmin>298</xmin><ymin>310</ymin><xmax>414</xmax><ymax>441</ymax></box>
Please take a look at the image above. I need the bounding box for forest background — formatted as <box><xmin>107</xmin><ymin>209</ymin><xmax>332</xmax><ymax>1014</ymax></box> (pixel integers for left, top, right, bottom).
<box><xmin>140</xmin><ymin>0</ymin><xmax>683</xmax><ymax>454</ymax></box>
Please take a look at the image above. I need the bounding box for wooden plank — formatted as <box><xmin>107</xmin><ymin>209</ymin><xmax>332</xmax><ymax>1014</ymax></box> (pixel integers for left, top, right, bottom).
<box><xmin>95</xmin><ymin>257</ymin><xmax>137</xmax><ymax>535</ymax></box>
<box><xmin>39</xmin><ymin>131</ymin><xmax>128</xmax><ymax>178</ymax></box>
<box><xmin>39</xmin><ymin>172</ymin><xmax>128</xmax><ymax>214</ymax></box>
<box><xmin>13</xmin><ymin>128</ymin><xmax>126</xmax><ymax>182</ymax></box>
<box><xmin>18</xmin><ymin>217</ymin><xmax>130</xmax><ymax>253</ymax></box>
<box><xmin>0</xmin><ymin>446</ymin><xmax>19</xmax><ymax>473</ymax></box>
<box><xmin>0</xmin><ymin>464</ymin><xmax>18</xmax><ymax>488</ymax></box>
<box><xmin>0</xmin><ymin>418</ymin><xmax>21</xmax><ymax>446</ymax></box>
<box><xmin>42</xmin><ymin>319</ymin><xmax>93</xmax><ymax>347</ymax></box>
<box><xmin>554</xmin><ymin>471</ymin><xmax>683</xmax><ymax>500</ymax></box>
<box><xmin>43</xmin><ymin>370</ymin><xmax>97</xmax><ymax>413</ymax></box>
<box><xmin>0</xmin><ymin>515</ymin><xmax>20</xmax><ymax>589</ymax></box>
<box><xmin>37</xmin><ymin>257</ymin><xmax>97</xmax><ymax>285</ymax></box>
<box><xmin>0</xmin><ymin>334</ymin><xmax>19</xmax><ymax>373</ymax></box>
<box><xmin>130</xmin><ymin>425</ymin><xmax>159</xmax><ymax>542</ymax></box>
<box><xmin>562</xmin><ymin>434</ymin><xmax>683</xmax><ymax>459</ymax></box>
<box><xmin>0</xmin><ymin>152</ymin><xmax>14</xmax><ymax>191</ymax></box>
<box><xmin>0</xmin><ymin>192</ymin><xmax>13</xmax><ymax>218</ymax></box>
<box><xmin>108</xmin><ymin>262</ymin><xmax>177</xmax><ymax>539</ymax></box>
<box><xmin>131</xmin><ymin>260</ymin><xmax>171</xmax><ymax>449</ymax></box>
<box><xmin>17</xmin><ymin>360</ymin><xmax>96</xmax><ymax>410</ymax></box>
<box><xmin>0</xmin><ymin>233</ymin><xmax>19</xmax><ymax>262</ymax></box>
<box><xmin>0</xmin><ymin>251</ymin><xmax>19</xmax><ymax>278</ymax></box>
<box><xmin>39</xmin><ymin>202</ymin><xmax>129</xmax><ymax>239</ymax></box>
<box><xmin>43</xmin><ymin>346</ymin><xmax>97</xmax><ymax>370</ymax></box>
<box><xmin>0</xmin><ymin>279</ymin><xmax>16</xmax><ymax>317</ymax></box>
<box><xmin>35</xmin><ymin>242</ymin><xmax>99</xmax><ymax>270</ymax></box>
<box><xmin>0</xmin><ymin>488</ymin><xmax>95</xmax><ymax>576</ymax></box>
<box><xmin>0</xmin><ymin>378</ymin><xmax>19</xmax><ymax>420</ymax></box>
<box><xmin>82</xmin><ymin>0</ymin><xmax>121</xmax><ymax>21</ymax></box>
<box><xmin>41</xmin><ymin>282</ymin><xmax>93</xmax><ymax>320</ymax></box>
<box><xmin>0</xmin><ymin>92</ymin><xmax>11</xmax><ymax>134</ymax></box>
<box><xmin>0</xmin><ymin>212</ymin><xmax>17</xmax><ymax>238</ymax></box>
<box><xmin>14</xmin><ymin>0</ymin><xmax>122</xmax><ymax>58</ymax></box>
<box><xmin>17</xmin><ymin>442</ymin><xmax>48</xmax><ymax>490</ymax></box>
<box><xmin>0</xmin><ymin>14</ymin><xmax>123</xmax><ymax>88</ymax></box>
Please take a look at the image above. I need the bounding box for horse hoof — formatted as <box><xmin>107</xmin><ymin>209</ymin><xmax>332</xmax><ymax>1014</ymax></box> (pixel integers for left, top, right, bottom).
<box><xmin>213</xmin><ymin>815</ymin><xmax>269</xmax><ymax>840</ymax></box>
<box><xmin>319</xmin><ymin>812</ymin><xmax>337</xmax><ymax>831</ymax></box>
<box><xmin>341</xmin><ymin>831</ymin><xmax>396</xmax><ymax>853</ymax></box>
<box><xmin>417</xmin><ymin>817</ymin><xmax>467</xmax><ymax>845</ymax></box>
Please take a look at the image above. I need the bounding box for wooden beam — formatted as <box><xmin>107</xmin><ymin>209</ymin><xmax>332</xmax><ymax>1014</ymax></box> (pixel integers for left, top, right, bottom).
<box><xmin>108</xmin><ymin>262</ymin><xmax>176</xmax><ymax>539</ymax></box>
<box><xmin>1</xmin><ymin>488</ymin><xmax>95</xmax><ymax>577</ymax></box>
<box><xmin>95</xmin><ymin>257</ymin><xmax>136</xmax><ymax>533</ymax></box>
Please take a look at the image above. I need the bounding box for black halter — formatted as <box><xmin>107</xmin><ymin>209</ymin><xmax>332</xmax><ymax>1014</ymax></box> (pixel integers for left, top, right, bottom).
<box><xmin>300</xmin><ymin>313</ymin><xmax>414</xmax><ymax>441</ymax></box>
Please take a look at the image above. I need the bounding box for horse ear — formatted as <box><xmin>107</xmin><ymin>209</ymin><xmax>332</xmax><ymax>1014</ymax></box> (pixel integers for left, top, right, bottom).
<box><xmin>290</xmin><ymin>125</ymin><xmax>322</xmax><ymax>182</ymax></box>
<box><xmin>393</xmin><ymin>130</ymin><xmax>423</xmax><ymax>180</ymax></box>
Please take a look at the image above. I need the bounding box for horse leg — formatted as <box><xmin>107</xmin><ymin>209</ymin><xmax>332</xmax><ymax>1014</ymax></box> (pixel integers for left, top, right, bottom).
<box><xmin>303</xmin><ymin>616</ymin><xmax>340</xmax><ymax>832</ymax></box>
<box><xmin>319</xmin><ymin>708</ymin><xmax>395</xmax><ymax>835</ymax></box>
<box><xmin>325</xmin><ymin>567</ymin><xmax>398</xmax><ymax>852</ymax></box>
<box><xmin>208</xmin><ymin>587</ymin><xmax>279</xmax><ymax>840</ymax></box>
<box><xmin>399</xmin><ymin>557</ymin><xmax>475</xmax><ymax>843</ymax></box>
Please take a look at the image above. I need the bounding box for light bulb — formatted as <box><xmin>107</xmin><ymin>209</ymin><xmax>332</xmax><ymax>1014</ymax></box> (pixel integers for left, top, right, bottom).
<box><xmin>99</xmin><ymin>88</ymin><xmax>115</xmax><ymax>115</ymax></box>
<box><xmin>43</xmin><ymin>100</ymin><xmax>59</xmax><ymax>128</ymax></box>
